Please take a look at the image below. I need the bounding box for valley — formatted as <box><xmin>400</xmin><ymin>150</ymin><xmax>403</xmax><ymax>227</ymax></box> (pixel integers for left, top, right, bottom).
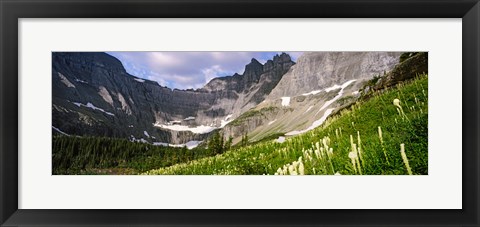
<box><xmin>52</xmin><ymin>51</ymin><xmax>428</xmax><ymax>175</ymax></box>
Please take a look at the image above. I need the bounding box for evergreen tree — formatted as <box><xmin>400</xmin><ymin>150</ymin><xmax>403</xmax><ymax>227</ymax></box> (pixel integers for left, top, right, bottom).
<box><xmin>224</xmin><ymin>136</ymin><xmax>233</xmax><ymax>151</ymax></box>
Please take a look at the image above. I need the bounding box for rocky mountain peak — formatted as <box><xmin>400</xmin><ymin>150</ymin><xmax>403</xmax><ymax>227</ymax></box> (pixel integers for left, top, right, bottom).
<box><xmin>273</xmin><ymin>52</ymin><xmax>292</xmax><ymax>64</ymax></box>
<box><xmin>243</xmin><ymin>58</ymin><xmax>263</xmax><ymax>76</ymax></box>
<box><xmin>267</xmin><ymin>52</ymin><xmax>401</xmax><ymax>99</ymax></box>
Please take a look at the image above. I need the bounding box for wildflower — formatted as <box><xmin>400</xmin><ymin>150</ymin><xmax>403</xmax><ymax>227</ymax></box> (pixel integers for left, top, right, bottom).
<box><xmin>314</xmin><ymin>148</ymin><xmax>321</xmax><ymax>159</ymax></box>
<box><xmin>288</xmin><ymin>165</ymin><xmax>295</xmax><ymax>175</ymax></box>
<box><xmin>400</xmin><ymin>144</ymin><xmax>413</xmax><ymax>175</ymax></box>
<box><xmin>349</xmin><ymin>151</ymin><xmax>357</xmax><ymax>173</ymax></box>
<box><xmin>378</xmin><ymin>126</ymin><xmax>389</xmax><ymax>164</ymax></box>
<box><xmin>357</xmin><ymin>131</ymin><xmax>363</xmax><ymax>159</ymax></box>
<box><xmin>298</xmin><ymin>161</ymin><xmax>305</xmax><ymax>175</ymax></box>
<box><xmin>378</xmin><ymin>126</ymin><xmax>383</xmax><ymax>144</ymax></box>
<box><xmin>393</xmin><ymin>98</ymin><xmax>409</xmax><ymax>121</ymax></box>
<box><xmin>393</xmin><ymin>98</ymin><xmax>401</xmax><ymax>108</ymax></box>
<box><xmin>352</xmin><ymin>144</ymin><xmax>362</xmax><ymax>175</ymax></box>
<box><xmin>335</xmin><ymin>172</ymin><xmax>341</xmax><ymax>176</ymax></box>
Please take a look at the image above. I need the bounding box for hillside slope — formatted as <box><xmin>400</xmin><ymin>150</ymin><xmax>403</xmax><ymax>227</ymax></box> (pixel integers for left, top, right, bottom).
<box><xmin>144</xmin><ymin>74</ymin><xmax>428</xmax><ymax>175</ymax></box>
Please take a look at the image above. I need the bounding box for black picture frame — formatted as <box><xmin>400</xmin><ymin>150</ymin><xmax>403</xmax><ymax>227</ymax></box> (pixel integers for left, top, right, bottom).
<box><xmin>1</xmin><ymin>0</ymin><xmax>479</xmax><ymax>226</ymax></box>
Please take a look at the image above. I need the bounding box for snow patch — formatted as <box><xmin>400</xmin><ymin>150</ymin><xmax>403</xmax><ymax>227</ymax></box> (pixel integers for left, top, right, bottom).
<box><xmin>130</xmin><ymin>135</ymin><xmax>148</xmax><ymax>143</ymax></box>
<box><xmin>302</xmin><ymin>90</ymin><xmax>322</xmax><ymax>96</ymax></box>
<box><xmin>153</xmin><ymin>140</ymin><xmax>203</xmax><ymax>150</ymax></box>
<box><xmin>154</xmin><ymin>123</ymin><xmax>216</xmax><ymax>134</ymax></box>
<box><xmin>185</xmin><ymin>141</ymin><xmax>202</xmax><ymax>149</ymax></box>
<box><xmin>75</xmin><ymin>78</ymin><xmax>88</xmax><ymax>84</ymax></box>
<box><xmin>268</xmin><ymin>119</ymin><xmax>277</xmax><ymax>125</ymax></box>
<box><xmin>184</xmin><ymin>116</ymin><xmax>195</xmax><ymax>121</ymax></box>
<box><xmin>281</xmin><ymin>97</ymin><xmax>291</xmax><ymax>106</ymax></box>
<box><xmin>52</xmin><ymin>126</ymin><xmax>69</xmax><ymax>136</ymax></box>
<box><xmin>72</xmin><ymin>101</ymin><xmax>115</xmax><ymax>116</ymax></box>
<box><xmin>276</xmin><ymin>136</ymin><xmax>286</xmax><ymax>143</ymax></box>
<box><xmin>220</xmin><ymin>114</ymin><xmax>234</xmax><ymax>128</ymax></box>
<box><xmin>134</xmin><ymin>78</ymin><xmax>145</xmax><ymax>83</ymax></box>
<box><xmin>143</xmin><ymin>131</ymin><xmax>150</xmax><ymax>138</ymax></box>
<box><xmin>317</xmin><ymin>80</ymin><xmax>356</xmax><ymax>114</ymax></box>
<box><xmin>305</xmin><ymin>106</ymin><xmax>313</xmax><ymax>113</ymax></box>
<box><xmin>286</xmin><ymin>108</ymin><xmax>335</xmax><ymax>136</ymax></box>
<box><xmin>128</xmin><ymin>125</ymin><xmax>134</xmax><ymax>128</ymax></box>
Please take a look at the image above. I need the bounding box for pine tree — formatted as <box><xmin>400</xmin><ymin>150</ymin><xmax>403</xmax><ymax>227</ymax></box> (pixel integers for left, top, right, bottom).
<box><xmin>224</xmin><ymin>136</ymin><xmax>233</xmax><ymax>151</ymax></box>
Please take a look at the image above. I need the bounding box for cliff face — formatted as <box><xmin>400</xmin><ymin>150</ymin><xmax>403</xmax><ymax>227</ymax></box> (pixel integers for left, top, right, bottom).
<box><xmin>222</xmin><ymin>52</ymin><xmax>404</xmax><ymax>144</ymax></box>
<box><xmin>267</xmin><ymin>52</ymin><xmax>401</xmax><ymax>99</ymax></box>
<box><xmin>52</xmin><ymin>52</ymin><xmax>294</xmax><ymax>144</ymax></box>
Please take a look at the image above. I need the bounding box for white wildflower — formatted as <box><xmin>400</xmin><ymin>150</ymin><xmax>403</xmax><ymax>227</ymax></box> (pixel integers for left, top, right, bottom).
<box><xmin>298</xmin><ymin>162</ymin><xmax>305</xmax><ymax>175</ymax></box>
<box><xmin>400</xmin><ymin>143</ymin><xmax>413</xmax><ymax>175</ymax></box>
<box><xmin>393</xmin><ymin>98</ymin><xmax>401</xmax><ymax>108</ymax></box>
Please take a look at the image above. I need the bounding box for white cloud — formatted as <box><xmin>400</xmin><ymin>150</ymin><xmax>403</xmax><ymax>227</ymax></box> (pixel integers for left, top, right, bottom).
<box><xmin>202</xmin><ymin>65</ymin><xmax>226</xmax><ymax>85</ymax></box>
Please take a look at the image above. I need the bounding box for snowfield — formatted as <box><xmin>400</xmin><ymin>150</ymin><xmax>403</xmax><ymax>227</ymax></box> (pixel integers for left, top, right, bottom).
<box><xmin>305</xmin><ymin>106</ymin><xmax>313</xmax><ymax>113</ymax></box>
<box><xmin>281</xmin><ymin>97</ymin><xmax>291</xmax><ymax>106</ymax></box>
<box><xmin>154</xmin><ymin>123</ymin><xmax>216</xmax><ymax>134</ymax></box>
<box><xmin>317</xmin><ymin>80</ymin><xmax>356</xmax><ymax>113</ymax></box>
<box><xmin>286</xmin><ymin>108</ymin><xmax>335</xmax><ymax>136</ymax></box>
<box><xmin>268</xmin><ymin>119</ymin><xmax>277</xmax><ymax>125</ymax></box>
<box><xmin>153</xmin><ymin>140</ymin><xmax>203</xmax><ymax>150</ymax></box>
<box><xmin>184</xmin><ymin>116</ymin><xmax>195</xmax><ymax>121</ymax></box>
<box><xmin>302</xmin><ymin>90</ymin><xmax>322</xmax><ymax>96</ymax></box>
<box><xmin>72</xmin><ymin>101</ymin><xmax>115</xmax><ymax>116</ymax></box>
<box><xmin>52</xmin><ymin>126</ymin><xmax>69</xmax><ymax>136</ymax></box>
<box><xmin>74</xmin><ymin>78</ymin><xmax>88</xmax><ymax>84</ymax></box>
<box><xmin>134</xmin><ymin>78</ymin><xmax>145</xmax><ymax>83</ymax></box>
<box><xmin>220</xmin><ymin>114</ymin><xmax>234</xmax><ymax>128</ymax></box>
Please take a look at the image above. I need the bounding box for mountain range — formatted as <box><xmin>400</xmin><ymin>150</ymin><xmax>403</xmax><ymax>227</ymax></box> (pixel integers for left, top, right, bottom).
<box><xmin>52</xmin><ymin>51</ymin><xmax>411</xmax><ymax>147</ymax></box>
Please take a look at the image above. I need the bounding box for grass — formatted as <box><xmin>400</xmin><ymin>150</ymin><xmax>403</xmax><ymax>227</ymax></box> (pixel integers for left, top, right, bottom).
<box><xmin>143</xmin><ymin>74</ymin><xmax>428</xmax><ymax>175</ymax></box>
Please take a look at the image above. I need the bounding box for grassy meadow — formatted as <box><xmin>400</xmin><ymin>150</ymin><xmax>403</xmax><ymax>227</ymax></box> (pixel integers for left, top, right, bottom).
<box><xmin>143</xmin><ymin>74</ymin><xmax>428</xmax><ymax>175</ymax></box>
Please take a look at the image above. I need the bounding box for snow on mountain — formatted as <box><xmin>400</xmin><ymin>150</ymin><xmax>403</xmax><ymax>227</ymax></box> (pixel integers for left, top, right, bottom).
<box><xmin>281</xmin><ymin>97</ymin><xmax>291</xmax><ymax>106</ymax></box>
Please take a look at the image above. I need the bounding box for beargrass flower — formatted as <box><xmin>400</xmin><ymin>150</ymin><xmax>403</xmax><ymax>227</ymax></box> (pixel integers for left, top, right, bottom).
<box><xmin>288</xmin><ymin>165</ymin><xmax>294</xmax><ymax>175</ymax></box>
<box><xmin>400</xmin><ymin>143</ymin><xmax>413</xmax><ymax>175</ymax></box>
<box><xmin>298</xmin><ymin>161</ymin><xmax>305</xmax><ymax>175</ymax></box>
<box><xmin>349</xmin><ymin>151</ymin><xmax>357</xmax><ymax>173</ymax></box>
<box><xmin>378</xmin><ymin>126</ymin><xmax>383</xmax><ymax>144</ymax></box>
<box><xmin>393</xmin><ymin>98</ymin><xmax>401</xmax><ymax>108</ymax></box>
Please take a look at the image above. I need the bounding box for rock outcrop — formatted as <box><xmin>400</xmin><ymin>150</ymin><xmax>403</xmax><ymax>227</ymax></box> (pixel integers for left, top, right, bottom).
<box><xmin>267</xmin><ymin>52</ymin><xmax>401</xmax><ymax>99</ymax></box>
<box><xmin>373</xmin><ymin>52</ymin><xmax>428</xmax><ymax>90</ymax></box>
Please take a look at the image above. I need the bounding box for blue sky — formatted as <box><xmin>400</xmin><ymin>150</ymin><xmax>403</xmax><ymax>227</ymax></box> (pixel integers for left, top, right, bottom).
<box><xmin>107</xmin><ymin>52</ymin><xmax>303</xmax><ymax>89</ymax></box>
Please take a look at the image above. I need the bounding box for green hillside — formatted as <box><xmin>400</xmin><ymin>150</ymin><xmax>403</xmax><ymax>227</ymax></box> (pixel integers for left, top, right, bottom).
<box><xmin>144</xmin><ymin>74</ymin><xmax>428</xmax><ymax>175</ymax></box>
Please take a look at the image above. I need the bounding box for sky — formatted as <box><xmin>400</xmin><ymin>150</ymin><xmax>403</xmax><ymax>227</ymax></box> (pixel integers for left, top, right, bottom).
<box><xmin>106</xmin><ymin>52</ymin><xmax>303</xmax><ymax>89</ymax></box>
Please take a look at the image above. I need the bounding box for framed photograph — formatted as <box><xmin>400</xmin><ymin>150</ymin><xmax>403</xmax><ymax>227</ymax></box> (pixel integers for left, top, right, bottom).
<box><xmin>1</xmin><ymin>0</ymin><xmax>478</xmax><ymax>226</ymax></box>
